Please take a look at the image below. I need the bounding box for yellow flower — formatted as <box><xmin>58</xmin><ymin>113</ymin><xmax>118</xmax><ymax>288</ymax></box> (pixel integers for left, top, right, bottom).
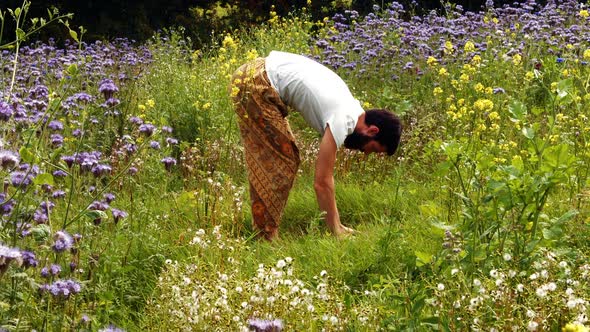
<box><xmin>427</xmin><ymin>56</ymin><xmax>438</xmax><ymax>66</ymax></box>
<box><xmin>246</xmin><ymin>49</ymin><xmax>259</xmax><ymax>61</ymax></box>
<box><xmin>471</xmin><ymin>55</ymin><xmax>482</xmax><ymax>65</ymax></box>
<box><xmin>488</xmin><ymin>111</ymin><xmax>500</xmax><ymax>121</ymax></box>
<box><xmin>525</xmin><ymin>71</ymin><xmax>535</xmax><ymax>81</ymax></box>
<box><xmin>474</xmin><ymin>83</ymin><xmax>485</xmax><ymax>93</ymax></box>
<box><xmin>231</xmin><ymin>86</ymin><xmax>240</xmax><ymax>97</ymax></box>
<box><xmin>460</xmin><ymin>73</ymin><xmax>470</xmax><ymax>83</ymax></box>
<box><xmin>433</xmin><ymin>87</ymin><xmax>443</xmax><ymax>96</ymax></box>
<box><xmin>222</xmin><ymin>34</ymin><xmax>238</xmax><ymax>50</ymax></box>
<box><xmin>362</xmin><ymin>101</ymin><xmax>372</xmax><ymax>109</ymax></box>
<box><xmin>146</xmin><ymin>99</ymin><xmax>155</xmax><ymax>108</ymax></box>
<box><xmin>485</xmin><ymin>87</ymin><xmax>493</xmax><ymax>94</ymax></box>
<box><xmin>580</xmin><ymin>9</ymin><xmax>589</xmax><ymax>18</ymax></box>
<box><xmin>202</xmin><ymin>102</ymin><xmax>211</xmax><ymax>110</ymax></box>
<box><xmin>492</xmin><ymin>17</ymin><xmax>499</xmax><ymax>24</ymax></box>
<box><xmin>473</xmin><ymin>99</ymin><xmax>494</xmax><ymax>112</ymax></box>
<box><xmin>445</xmin><ymin>41</ymin><xmax>454</xmax><ymax>55</ymax></box>
<box><xmin>138</xmin><ymin>104</ymin><xmax>146</xmax><ymax>112</ymax></box>
<box><xmin>512</xmin><ymin>54</ymin><xmax>522</xmax><ymax>66</ymax></box>
<box><xmin>464</xmin><ymin>41</ymin><xmax>475</xmax><ymax>53</ymax></box>
<box><xmin>551</xmin><ymin>82</ymin><xmax>558</xmax><ymax>93</ymax></box>
<box><xmin>438</xmin><ymin>68</ymin><xmax>449</xmax><ymax>77</ymax></box>
<box><xmin>584</xmin><ymin>49</ymin><xmax>590</xmax><ymax>60</ymax></box>
<box><xmin>562</xmin><ymin>69</ymin><xmax>569</xmax><ymax>77</ymax></box>
<box><xmin>562</xmin><ymin>323</ymin><xmax>588</xmax><ymax>332</ymax></box>
<box><xmin>457</xmin><ymin>98</ymin><xmax>465</xmax><ymax>106</ymax></box>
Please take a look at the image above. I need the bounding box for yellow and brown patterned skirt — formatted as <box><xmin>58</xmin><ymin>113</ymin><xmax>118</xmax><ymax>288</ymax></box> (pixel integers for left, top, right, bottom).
<box><xmin>230</xmin><ymin>58</ymin><xmax>300</xmax><ymax>240</ymax></box>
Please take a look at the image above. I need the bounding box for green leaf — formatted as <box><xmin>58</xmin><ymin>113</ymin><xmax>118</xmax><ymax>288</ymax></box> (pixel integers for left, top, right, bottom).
<box><xmin>522</xmin><ymin>126</ymin><xmax>535</xmax><ymax>139</ymax></box>
<box><xmin>33</xmin><ymin>173</ymin><xmax>54</xmax><ymax>186</ymax></box>
<box><xmin>556</xmin><ymin>78</ymin><xmax>573</xmax><ymax>100</ymax></box>
<box><xmin>508</xmin><ymin>100</ymin><xmax>527</xmax><ymax>122</ymax></box>
<box><xmin>31</xmin><ymin>224</ymin><xmax>51</xmax><ymax>242</ymax></box>
<box><xmin>67</xmin><ymin>63</ymin><xmax>79</xmax><ymax>76</ymax></box>
<box><xmin>542</xmin><ymin>226</ymin><xmax>563</xmax><ymax>240</ymax></box>
<box><xmin>15</xmin><ymin>28</ymin><xmax>26</xmax><ymax>41</ymax></box>
<box><xmin>69</xmin><ymin>29</ymin><xmax>78</xmax><ymax>41</ymax></box>
<box><xmin>19</xmin><ymin>146</ymin><xmax>36</xmax><ymax>163</ymax></box>
<box><xmin>14</xmin><ymin>8</ymin><xmax>21</xmax><ymax>18</ymax></box>
<box><xmin>84</xmin><ymin>210</ymin><xmax>108</xmax><ymax>221</ymax></box>
<box><xmin>415</xmin><ymin>251</ymin><xmax>432</xmax><ymax>267</ymax></box>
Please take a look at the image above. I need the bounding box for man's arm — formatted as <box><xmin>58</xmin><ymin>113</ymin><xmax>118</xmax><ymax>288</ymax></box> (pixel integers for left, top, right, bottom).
<box><xmin>314</xmin><ymin>126</ymin><xmax>347</xmax><ymax>236</ymax></box>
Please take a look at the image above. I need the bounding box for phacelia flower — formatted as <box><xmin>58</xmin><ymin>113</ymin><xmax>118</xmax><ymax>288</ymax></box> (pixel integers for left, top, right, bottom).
<box><xmin>52</xmin><ymin>230</ymin><xmax>74</xmax><ymax>253</ymax></box>
<box><xmin>161</xmin><ymin>157</ymin><xmax>177</xmax><ymax>171</ymax></box>
<box><xmin>0</xmin><ymin>150</ymin><xmax>20</xmax><ymax>169</ymax></box>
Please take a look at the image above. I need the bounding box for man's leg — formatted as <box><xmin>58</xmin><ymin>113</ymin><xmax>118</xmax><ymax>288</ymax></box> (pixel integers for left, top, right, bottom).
<box><xmin>231</xmin><ymin>59</ymin><xmax>300</xmax><ymax>240</ymax></box>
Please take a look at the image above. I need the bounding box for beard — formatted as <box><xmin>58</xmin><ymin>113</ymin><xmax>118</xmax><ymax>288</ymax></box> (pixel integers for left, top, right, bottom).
<box><xmin>343</xmin><ymin>131</ymin><xmax>372</xmax><ymax>151</ymax></box>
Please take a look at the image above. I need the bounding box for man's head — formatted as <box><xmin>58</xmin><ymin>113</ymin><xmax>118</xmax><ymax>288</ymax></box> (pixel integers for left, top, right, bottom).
<box><xmin>344</xmin><ymin>109</ymin><xmax>402</xmax><ymax>156</ymax></box>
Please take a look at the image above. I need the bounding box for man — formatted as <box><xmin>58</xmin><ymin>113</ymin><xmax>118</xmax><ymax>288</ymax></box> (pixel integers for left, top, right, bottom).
<box><xmin>230</xmin><ymin>51</ymin><xmax>402</xmax><ymax>241</ymax></box>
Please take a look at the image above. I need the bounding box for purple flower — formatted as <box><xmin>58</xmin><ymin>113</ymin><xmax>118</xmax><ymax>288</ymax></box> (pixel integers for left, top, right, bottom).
<box><xmin>98</xmin><ymin>325</ymin><xmax>125</xmax><ymax>332</ymax></box>
<box><xmin>166</xmin><ymin>137</ymin><xmax>178</xmax><ymax>145</ymax></box>
<box><xmin>61</xmin><ymin>155</ymin><xmax>76</xmax><ymax>168</ymax></box>
<box><xmin>128</xmin><ymin>116</ymin><xmax>143</xmax><ymax>125</ymax></box>
<box><xmin>104</xmin><ymin>193</ymin><xmax>116</xmax><ymax>203</ymax></box>
<box><xmin>10</xmin><ymin>171</ymin><xmax>34</xmax><ymax>188</ymax></box>
<box><xmin>0</xmin><ymin>244</ymin><xmax>21</xmax><ymax>273</ymax></box>
<box><xmin>21</xmin><ymin>250</ymin><xmax>38</xmax><ymax>268</ymax></box>
<box><xmin>248</xmin><ymin>318</ymin><xmax>284</xmax><ymax>332</ymax></box>
<box><xmin>48</xmin><ymin>120</ymin><xmax>64</xmax><ymax>131</ymax></box>
<box><xmin>34</xmin><ymin>209</ymin><xmax>49</xmax><ymax>223</ymax></box>
<box><xmin>98</xmin><ymin>79</ymin><xmax>119</xmax><ymax>100</ymax></box>
<box><xmin>138</xmin><ymin>123</ymin><xmax>156</xmax><ymax>136</ymax></box>
<box><xmin>52</xmin><ymin>230</ymin><xmax>74</xmax><ymax>253</ymax></box>
<box><xmin>0</xmin><ymin>150</ymin><xmax>20</xmax><ymax>169</ymax></box>
<box><xmin>41</xmin><ymin>279</ymin><xmax>82</xmax><ymax>298</ymax></box>
<box><xmin>89</xmin><ymin>201</ymin><xmax>109</xmax><ymax>211</ymax></box>
<box><xmin>51</xmin><ymin>134</ymin><xmax>64</xmax><ymax>147</ymax></box>
<box><xmin>53</xmin><ymin>169</ymin><xmax>68</xmax><ymax>178</ymax></box>
<box><xmin>161</xmin><ymin>126</ymin><xmax>173</xmax><ymax>133</ymax></box>
<box><xmin>556</xmin><ymin>57</ymin><xmax>565</xmax><ymax>63</ymax></box>
<box><xmin>91</xmin><ymin>164</ymin><xmax>112</xmax><ymax>177</ymax></box>
<box><xmin>128</xmin><ymin>166</ymin><xmax>138</xmax><ymax>175</ymax></box>
<box><xmin>161</xmin><ymin>157</ymin><xmax>177</xmax><ymax>171</ymax></box>
<box><xmin>111</xmin><ymin>209</ymin><xmax>128</xmax><ymax>223</ymax></box>
<box><xmin>493</xmin><ymin>87</ymin><xmax>506</xmax><ymax>94</ymax></box>
<box><xmin>0</xmin><ymin>101</ymin><xmax>13</xmax><ymax>121</ymax></box>
<box><xmin>149</xmin><ymin>141</ymin><xmax>161</xmax><ymax>149</ymax></box>
<box><xmin>52</xmin><ymin>190</ymin><xmax>66</xmax><ymax>199</ymax></box>
<box><xmin>50</xmin><ymin>264</ymin><xmax>62</xmax><ymax>276</ymax></box>
<box><xmin>0</xmin><ymin>193</ymin><xmax>15</xmax><ymax>216</ymax></box>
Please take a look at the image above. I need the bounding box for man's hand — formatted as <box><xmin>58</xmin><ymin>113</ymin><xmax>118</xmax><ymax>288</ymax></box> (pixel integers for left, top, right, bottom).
<box><xmin>314</xmin><ymin>126</ymin><xmax>354</xmax><ymax>236</ymax></box>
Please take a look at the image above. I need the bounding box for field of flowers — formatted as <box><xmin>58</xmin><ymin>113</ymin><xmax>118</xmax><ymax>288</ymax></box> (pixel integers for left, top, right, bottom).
<box><xmin>1</xmin><ymin>0</ymin><xmax>589</xmax><ymax>331</ymax></box>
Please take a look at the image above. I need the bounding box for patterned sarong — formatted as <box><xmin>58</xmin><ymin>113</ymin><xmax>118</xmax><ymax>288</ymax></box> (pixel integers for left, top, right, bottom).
<box><xmin>230</xmin><ymin>58</ymin><xmax>300</xmax><ymax>240</ymax></box>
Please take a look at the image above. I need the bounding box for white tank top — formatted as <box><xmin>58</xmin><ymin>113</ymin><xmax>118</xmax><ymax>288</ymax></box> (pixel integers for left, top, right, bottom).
<box><xmin>265</xmin><ymin>51</ymin><xmax>364</xmax><ymax>147</ymax></box>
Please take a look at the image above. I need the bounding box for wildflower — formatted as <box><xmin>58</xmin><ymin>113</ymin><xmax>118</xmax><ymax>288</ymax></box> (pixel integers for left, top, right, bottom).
<box><xmin>248</xmin><ymin>318</ymin><xmax>283</xmax><ymax>332</ymax></box>
<box><xmin>427</xmin><ymin>56</ymin><xmax>438</xmax><ymax>66</ymax></box>
<box><xmin>437</xmin><ymin>283</ymin><xmax>445</xmax><ymax>291</ymax></box>
<box><xmin>513</xmin><ymin>54</ymin><xmax>522</xmax><ymax>65</ymax></box>
<box><xmin>433</xmin><ymin>87</ymin><xmax>443</xmax><ymax>96</ymax></box>
<box><xmin>149</xmin><ymin>141</ymin><xmax>161</xmax><ymax>149</ymax></box>
<box><xmin>474</xmin><ymin>99</ymin><xmax>494</xmax><ymax>112</ymax></box>
<box><xmin>98</xmin><ymin>324</ymin><xmax>125</xmax><ymax>332</ymax></box>
<box><xmin>580</xmin><ymin>10</ymin><xmax>589</xmax><ymax>18</ymax></box>
<box><xmin>0</xmin><ymin>193</ymin><xmax>15</xmax><ymax>216</ymax></box>
<box><xmin>161</xmin><ymin>157</ymin><xmax>177</xmax><ymax>171</ymax></box>
<box><xmin>493</xmin><ymin>87</ymin><xmax>505</xmax><ymax>94</ymax></box>
<box><xmin>166</xmin><ymin>137</ymin><xmax>178</xmax><ymax>145</ymax></box>
<box><xmin>98</xmin><ymin>79</ymin><xmax>119</xmax><ymax>100</ymax></box>
<box><xmin>129</xmin><ymin>116</ymin><xmax>143</xmax><ymax>125</ymax></box>
<box><xmin>503</xmin><ymin>253</ymin><xmax>512</xmax><ymax>261</ymax></box>
<box><xmin>40</xmin><ymin>279</ymin><xmax>82</xmax><ymax>298</ymax></box>
<box><xmin>48</xmin><ymin>120</ymin><xmax>64</xmax><ymax>131</ymax></box>
<box><xmin>104</xmin><ymin>193</ymin><xmax>116</xmax><ymax>203</ymax></box>
<box><xmin>52</xmin><ymin>230</ymin><xmax>74</xmax><ymax>253</ymax></box>
<box><xmin>0</xmin><ymin>101</ymin><xmax>13</xmax><ymax>121</ymax></box>
<box><xmin>584</xmin><ymin>49</ymin><xmax>590</xmax><ymax>60</ymax></box>
<box><xmin>111</xmin><ymin>209</ymin><xmax>128</xmax><ymax>224</ymax></box>
<box><xmin>528</xmin><ymin>321</ymin><xmax>539</xmax><ymax>331</ymax></box>
<box><xmin>276</xmin><ymin>259</ymin><xmax>286</xmax><ymax>269</ymax></box>
<box><xmin>0</xmin><ymin>150</ymin><xmax>20</xmax><ymax>169</ymax></box>
<box><xmin>138</xmin><ymin>123</ymin><xmax>156</xmax><ymax>136</ymax></box>
<box><xmin>21</xmin><ymin>250</ymin><xmax>38</xmax><ymax>268</ymax></box>
<box><xmin>516</xmin><ymin>284</ymin><xmax>524</xmax><ymax>292</ymax></box>
<box><xmin>0</xmin><ymin>244</ymin><xmax>22</xmax><ymax>273</ymax></box>
<box><xmin>563</xmin><ymin>323</ymin><xmax>588</xmax><ymax>332</ymax></box>
<box><xmin>464</xmin><ymin>41</ymin><xmax>475</xmax><ymax>53</ymax></box>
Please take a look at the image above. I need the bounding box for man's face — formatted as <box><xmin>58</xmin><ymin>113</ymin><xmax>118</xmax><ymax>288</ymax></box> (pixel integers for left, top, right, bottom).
<box><xmin>344</xmin><ymin>131</ymin><xmax>386</xmax><ymax>155</ymax></box>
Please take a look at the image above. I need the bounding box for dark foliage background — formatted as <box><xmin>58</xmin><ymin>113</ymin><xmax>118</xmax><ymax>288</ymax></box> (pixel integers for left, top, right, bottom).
<box><xmin>2</xmin><ymin>0</ymin><xmax>533</xmax><ymax>47</ymax></box>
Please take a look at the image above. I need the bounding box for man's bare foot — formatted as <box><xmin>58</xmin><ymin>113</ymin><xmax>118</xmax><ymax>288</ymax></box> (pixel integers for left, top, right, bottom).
<box><xmin>333</xmin><ymin>225</ymin><xmax>356</xmax><ymax>238</ymax></box>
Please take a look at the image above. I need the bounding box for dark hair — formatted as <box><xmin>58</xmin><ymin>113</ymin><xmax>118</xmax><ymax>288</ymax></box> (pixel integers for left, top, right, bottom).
<box><xmin>364</xmin><ymin>109</ymin><xmax>402</xmax><ymax>156</ymax></box>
